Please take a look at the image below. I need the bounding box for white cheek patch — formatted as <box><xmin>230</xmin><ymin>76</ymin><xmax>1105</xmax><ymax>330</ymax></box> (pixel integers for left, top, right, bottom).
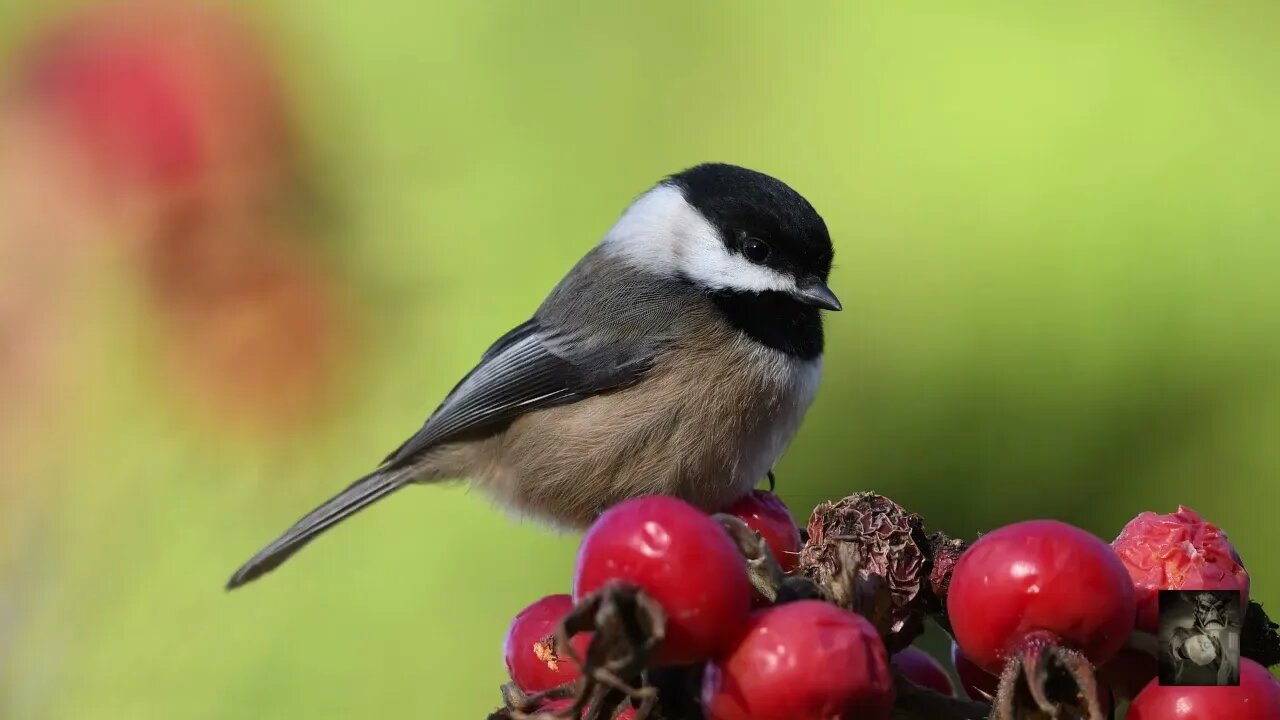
<box><xmin>601</xmin><ymin>184</ymin><xmax>797</xmax><ymax>294</ymax></box>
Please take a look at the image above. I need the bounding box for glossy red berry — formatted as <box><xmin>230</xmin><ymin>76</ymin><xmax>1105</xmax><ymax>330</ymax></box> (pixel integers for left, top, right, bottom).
<box><xmin>1112</xmin><ymin>505</ymin><xmax>1249</xmax><ymax>633</ymax></box>
<box><xmin>504</xmin><ymin>594</ymin><xmax>591</xmax><ymax>693</ymax></box>
<box><xmin>1127</xmin><ymin>657</ymin><xmax>1280</xmax><ymax>720</ymax></box>
<box><xmin>722</xmin><ymin>491</ymin><xmax>802</xmax><ymax>573</ymax></box>
<box><xmin>947</xmin><ymin>519</ymin><xmax>1136</xmax><ymax>673</ymax></box>
<box><xmin>572</xmin><ymin>496</ymin><xmax>752</xmax><ymax>666</ymax></box>
<box><xmin>950</xmin><ymin>642</ymin><xmax>999</xmax><ymax>701</ymax></box>
<box><xmin>701</xmin><ymin>600</ymin><xmax>895</xmax><ymax>720</ymax></box>
<box><xmin>892</xmin><ymin>646</ymin><xmax>955</xmax><ymax>696</ymax></box>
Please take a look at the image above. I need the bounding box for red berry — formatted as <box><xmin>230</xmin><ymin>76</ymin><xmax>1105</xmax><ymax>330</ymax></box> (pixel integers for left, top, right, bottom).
<box><xmin>722</xmin><ymin>491</ymin><xmax>802</xmax><ymax>573</ymax></box>
<box><xmin>892</xmin><ymin>646</ymin><xmax>955</xmax><ymax>696</ymax></box>
<box><xmin>572</xmin><ymin>496</ymin><xmax>752</xmax><ymax>666</ymax></box>
<box><xmin>24</xmin><ymin>27</ymin><xmax>202</xmax><ymax>185</ymax></box>
<box><xmin>950</xmin><ymin>642</ymin><xmax>999</xmax><ymax>701</ymax></box>
<box><xmin>947</xmin><ymin>519</ymin><xmax>1136</xmax><ymax>673</ymax></box>
<box><xmin>701</xmin><ymin>600</ymin><xmax>894</xmax><ymax>720</ymax></box>
<box><xmin>1112</xmin><ymin>505</ymin><xmax>1249</xmax><ymax>633</ymax></box>
<box><xmin>17</xmin><ymin>3</ymin><xmax>288</xmax><ymax>191</ymax></box>
<box><xmin>503</xmin><ymin>594</ymin><xmax>590</xmax><ymax>693</ymax></box>
<box><xmin>1127</xmin><ymin>657</ymin><xmax>1280</xmax><ymax>720</ymax></box>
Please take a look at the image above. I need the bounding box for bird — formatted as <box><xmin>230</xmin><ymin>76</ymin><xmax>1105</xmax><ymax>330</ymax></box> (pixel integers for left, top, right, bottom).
<box><xmin>226</xmin><ymin>162</ymin><xmax>840</xmax><ymax>589</ymax></box>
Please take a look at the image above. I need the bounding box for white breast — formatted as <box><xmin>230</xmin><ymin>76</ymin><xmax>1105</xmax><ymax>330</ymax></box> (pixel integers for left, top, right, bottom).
<box><xmin>730</xmin><ymin>349</ymin><xmax>823</xmax><ymax>493</ymax></box>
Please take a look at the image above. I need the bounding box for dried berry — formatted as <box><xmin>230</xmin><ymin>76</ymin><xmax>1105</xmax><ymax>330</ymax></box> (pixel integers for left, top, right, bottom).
<box><xmin>797</xmin><ymin>492</ymin><xmax>927</xmax><ymax>650</ymax></box>
<box><xmin>1113</xmin><ymin>505</ymin><xmax>1249</xmax><ymax>633</ymax></box>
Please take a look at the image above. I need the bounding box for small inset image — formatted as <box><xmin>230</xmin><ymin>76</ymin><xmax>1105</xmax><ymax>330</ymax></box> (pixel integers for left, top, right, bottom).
<box><xmin>1158</xmin><ymin>589</ymin><xmax>1242</xmax><ymax>686</ymax></box>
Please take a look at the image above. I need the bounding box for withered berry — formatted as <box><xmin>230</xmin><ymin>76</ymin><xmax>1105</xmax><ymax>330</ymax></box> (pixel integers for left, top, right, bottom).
<box><xmin>1112</xmin><ymin>505</ymin><xmax>1249</xmax><ymax>633</ymax></box>
<box><xmin>797</xmin><ymin>492</ymin><xmax>928</xmax><ymax>651</ymax></box>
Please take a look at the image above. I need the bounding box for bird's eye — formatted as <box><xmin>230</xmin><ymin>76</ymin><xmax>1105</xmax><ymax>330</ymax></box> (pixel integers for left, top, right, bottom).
<box><xmin>742</xmin><ymin>237</ymin><xmax>771</xmax><ymax>263</ymax></box>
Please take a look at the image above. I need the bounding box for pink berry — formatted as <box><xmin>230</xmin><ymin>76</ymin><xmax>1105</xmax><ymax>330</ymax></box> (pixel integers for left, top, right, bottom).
<box><xmin>701</xmin><ymin>601</ymin><xmax>895</xmax><ymax>720</ymax></box>
<box><xmin>892</xmin><ymin>646</ymin><xmax>955</xmax><ymax>696</ymax></box>
<box><xmin>1127</xmin><ymin>657</ymin><xmax>1280</xmax><ymax>720</ymax></box>
<box><xmin>947</xmin><ymin>520</ymin><xmax>1135</xmax><ymax>673</ymax></box>
<box><xmin>722</xmin><ymin>491</ymin><xmax>802</xmax><ymax>573</ymax></box>
<box><xmin>503</xmin><ymin>594</ymin><xmax>590</xmax><ymax>693</ymax></box>
<box><xmin>572</xmin><ymin>496</ymin><xmax>752</xmax><ymax>666</ymax></box>
<box><xmin>1112</xmin><ymin>505</ymin><xmax>1249</xmax><ymax>633</ymax></box>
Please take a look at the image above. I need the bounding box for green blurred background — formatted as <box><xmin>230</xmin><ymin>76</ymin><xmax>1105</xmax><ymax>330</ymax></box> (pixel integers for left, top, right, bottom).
<box><xmin>1</xmin><ymin>1</ymin><xmax>1277</xmax><ymax>718</ymax></box>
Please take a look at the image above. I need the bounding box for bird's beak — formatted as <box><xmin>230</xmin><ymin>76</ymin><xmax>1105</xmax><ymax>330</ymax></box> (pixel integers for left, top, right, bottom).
<box><xmin>792</xmin><ymin>279</ymin><xmax>842</xmax><ymax>311</ymax></box>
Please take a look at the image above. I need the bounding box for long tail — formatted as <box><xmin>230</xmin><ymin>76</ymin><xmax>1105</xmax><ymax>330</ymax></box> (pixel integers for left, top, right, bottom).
<box><xmin>226</xmin><ymin>467</ymin><xmax>413</xmax><ymax>590</ymax></box>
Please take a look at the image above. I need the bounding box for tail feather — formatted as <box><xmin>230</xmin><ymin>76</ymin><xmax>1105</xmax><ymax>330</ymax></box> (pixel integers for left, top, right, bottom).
<box><xmin>226</xmin><ymin>468</ymin><xmax>410</xmax><ymax>590</ymax></box>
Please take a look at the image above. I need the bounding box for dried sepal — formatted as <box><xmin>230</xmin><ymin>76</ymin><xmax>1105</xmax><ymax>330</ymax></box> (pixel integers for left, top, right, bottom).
<box><xmin>492</xmin><ymin>584</ymin><xmax>666</xmax><ymax>720</ymax></box>
<box><xmin>991</xmin><ymin>634</ymin><xmax>1109</xmax><ymax>720</ymax></box>
<box><xmin>713</xmin><ymin>513</ymin><xmax>786</xmax><ymax>603</ymax></box>
<box><xmin>562</xmin><ymin>583</ymin><xmax>664</xmax><ymax>720</ymax></box>
<box><xmin>497</xmin><ymin>679</ymin><xmax>578</xmax><ymax>718</ymax></box>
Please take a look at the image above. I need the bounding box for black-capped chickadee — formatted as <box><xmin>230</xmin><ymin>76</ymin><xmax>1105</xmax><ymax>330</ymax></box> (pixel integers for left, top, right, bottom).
<box><xmin>227</xmin><ymin>163</ymin><xmax>840</xmax><ymax>589</ymax></box>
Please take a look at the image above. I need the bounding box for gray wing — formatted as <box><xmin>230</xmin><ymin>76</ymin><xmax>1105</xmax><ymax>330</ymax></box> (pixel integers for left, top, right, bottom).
<box><xmin>381</xmin><ymin>247</ymin><xmax>697</xmax><ymax>468</ymax></box>
<box><xmin>229</xmin><ymin>313</ymin><xmax>664</xmax><ymax>589</ymax></box>
<box><xmin>378</xmin><ymin>317</ymin><xmax>655</xmax><ymax>468</ymax></box>
<box><xmin>226</xmin><ymin>248</ymin><xmax>698</xmax><ymax>589</ymax></box>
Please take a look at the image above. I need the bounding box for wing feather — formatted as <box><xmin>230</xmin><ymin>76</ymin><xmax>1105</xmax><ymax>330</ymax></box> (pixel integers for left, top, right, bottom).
<box><xmin>379</xmin><ymin>321</ymin><xmax>652</xmax><ymax>468</ymax></box>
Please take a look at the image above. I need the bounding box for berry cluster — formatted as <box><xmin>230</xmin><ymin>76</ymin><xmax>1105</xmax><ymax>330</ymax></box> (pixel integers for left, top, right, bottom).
<box><xmin>490</xmin><ymin>492</ymin><xmax>1280</xmax><ymax>720</ymax></box>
